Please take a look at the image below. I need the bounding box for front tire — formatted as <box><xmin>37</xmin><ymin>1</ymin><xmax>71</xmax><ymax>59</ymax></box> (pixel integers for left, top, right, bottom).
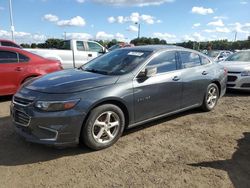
<box><xmin>81</xmin><ymin>104</ymin><xmax>125</xmax><ymax>150</ymax></box>
<box><xmin>201</xmin><ymin>83</ymin><xmax>219</xmax><ymax>112</ymax></box>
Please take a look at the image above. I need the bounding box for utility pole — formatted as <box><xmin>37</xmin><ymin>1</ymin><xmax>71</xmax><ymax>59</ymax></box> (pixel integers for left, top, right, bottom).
<box><xmin>9</xmin><ymin>0</ymin><xmax>15</xmax><ymax>41</ymax></box>
<box><xmin>234</xmin><ymin>32</ymin><xmax>237</xmax><ymax>41</ymax></box>
<box><xmin>64</xmin><ymin>32</ymin><xmax>67</xmax><ymax>40</ymax></box>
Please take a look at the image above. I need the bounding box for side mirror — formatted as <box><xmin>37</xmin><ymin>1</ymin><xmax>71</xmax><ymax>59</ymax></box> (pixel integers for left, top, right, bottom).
<box><xmin>137</xmin><ymin>67</ymin><xmax>157</xmax><ymax>78</ymax></box>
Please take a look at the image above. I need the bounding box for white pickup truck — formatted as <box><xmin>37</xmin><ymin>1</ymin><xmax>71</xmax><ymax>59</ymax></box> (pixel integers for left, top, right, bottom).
<box><xmin>26</xmin><ymin>40</ymin><xmax>107</xmax><ymax>69</ymax></box>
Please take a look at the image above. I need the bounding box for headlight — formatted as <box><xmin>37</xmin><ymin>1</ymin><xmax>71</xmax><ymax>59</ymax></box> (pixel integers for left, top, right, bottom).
<box><xmin>241</xmin><ymin>71</ymin><xmax>250</xmax><ymax>76</ymax></box>
<box><xmin>35</xmin><ymin>99</ymin><xmax>80</xmax><ymax>112</ymax></box>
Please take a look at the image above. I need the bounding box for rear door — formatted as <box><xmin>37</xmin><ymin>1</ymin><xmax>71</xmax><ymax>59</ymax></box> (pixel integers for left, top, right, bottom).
<box><xmin>133</xmin><ymin>51</ymin><xmax>182</xmax><ymax>122</ymax></box>
<box><xmin>0</xmin><ymin>50</ymin><xmax>27</xmax><ymax>95</ymax></box>
<box><xmin>178</xmin><ymin>51</ymin><xmax>211</xmax><ymax>108</ymax></box>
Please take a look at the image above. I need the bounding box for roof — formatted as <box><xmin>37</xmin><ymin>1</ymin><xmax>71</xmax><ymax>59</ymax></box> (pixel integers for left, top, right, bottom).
<box><xmin>127</xmin><ymin>45</ymin><xmax>184</xmax><ymax>52</ymax></box>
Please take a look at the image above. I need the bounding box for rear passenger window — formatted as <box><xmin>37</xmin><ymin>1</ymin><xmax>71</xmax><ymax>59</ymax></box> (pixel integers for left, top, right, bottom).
<box><xmin>147</xmin><ymin>51</ymin><xmax>177</xmax><ymax>74</ymax></box>
<box><xmin>179</xmin><ymin>51</ymin><xmax>201</xmax><ymax>68</ymax></box>
<box><xmin>0</xmin><ymin>51</ymin><xmax>18</xmax><ymax>64</ymax></box>
<box><xmin>19</xmin><ymin>53</ymin><xmax>30</xmax><ymax>62</ymax></box>
<box><xmin>201</xmin><ymin>56</ymin><xmax>211</xmax><ymax>65</ymax></box>
<box><xmin>76</xmin><ymin>41</ymin><xmax>85</xmax><ymax>51</ymax></box>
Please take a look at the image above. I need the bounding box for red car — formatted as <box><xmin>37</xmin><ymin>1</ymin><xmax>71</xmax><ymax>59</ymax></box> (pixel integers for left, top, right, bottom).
<box><xmin>0</xmin><ymin>39</ymin><xmax>21</xmax><ymax>48</ymax></box>
<box><xmin>0</xmin><ymin>46</ymin><xmax>62</xmax><ymax>96</ymax></box>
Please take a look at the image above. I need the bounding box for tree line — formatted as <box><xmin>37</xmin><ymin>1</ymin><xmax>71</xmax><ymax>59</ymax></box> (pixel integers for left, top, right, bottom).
<box><xmin>20</xmin><ymin>36</ymin><xmax>250</xmax><ymax>51</ymax></box>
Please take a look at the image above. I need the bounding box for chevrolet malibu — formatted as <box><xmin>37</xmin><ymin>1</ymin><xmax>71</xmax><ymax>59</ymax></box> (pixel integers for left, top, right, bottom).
<box><xmin>220</xmin><ymin>50</ymin><xmax>250</xmax><ymax>90</ymax></box>
<box><xmin>11</xmin><ymin>46</ymin><xmax>227</xmax><ymax>150</ymax></box>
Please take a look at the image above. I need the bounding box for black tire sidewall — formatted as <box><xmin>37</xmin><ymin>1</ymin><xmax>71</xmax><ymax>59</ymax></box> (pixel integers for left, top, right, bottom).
<box><xmin>81</xmin><ymin>104</ymin><xmax>125</xmax><ymax>150</ymax></box>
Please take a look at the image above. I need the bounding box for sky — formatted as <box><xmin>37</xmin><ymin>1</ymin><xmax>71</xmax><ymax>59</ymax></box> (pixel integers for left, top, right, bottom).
<box><xmin>0</xmin><ymin>0</ymin><xmax>250</xmax><ymax>44</ymax></box>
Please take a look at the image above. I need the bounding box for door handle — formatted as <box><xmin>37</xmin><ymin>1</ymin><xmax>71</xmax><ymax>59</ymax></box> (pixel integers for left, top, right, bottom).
<box><xmin>172</xmin><ymin>76</ymin><xmax>180</xmax><ymax>81</ymax></box>
<box><xmin>88</xmin><ymin>54</ymin><xmax>92</xmax><ymax>57</ymax></box>
<box><xmin>15</xmin><ymin>67</ymin><xmax>23</xmax><ymax>71</ymax></box>
<box><xmin>202</xmin><ymin>71</ymin><xmax>208</xmax><ymax>75</ymax></box>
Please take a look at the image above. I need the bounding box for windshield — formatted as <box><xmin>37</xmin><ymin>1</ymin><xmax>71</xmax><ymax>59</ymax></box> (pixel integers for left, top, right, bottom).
<box><xmin>81</xmin><ymin>49</ymin><xmax>152</xmax><ymax>75</ymax></box>
<box><xmin>226</xmin><ymin>51</ymin><xmax>250</xmax><ymax>62</ymax></box>
<box><xmin>207</xmin><ymin>51</ymin><xmax>220</xmax><ymax>58</ymax></box>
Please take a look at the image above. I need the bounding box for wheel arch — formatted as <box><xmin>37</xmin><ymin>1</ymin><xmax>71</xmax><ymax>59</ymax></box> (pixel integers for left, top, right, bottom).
<box><xmin>83</xmin><ymin>98</ymin><xmax>130</xmax><ymax>129</ymax></box>
<box><xmin>211</xmin><ymin>80</ymin><xmax>221</xmax><ymax>96</ymax></box>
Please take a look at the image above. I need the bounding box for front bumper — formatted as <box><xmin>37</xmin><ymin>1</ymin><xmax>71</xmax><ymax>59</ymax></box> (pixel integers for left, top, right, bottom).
<box><xmin>227</xmin><ymin>73</ymin><xmax>250</xmax><ymax>91</ymax></box>
<box><xmin>10</xmin><ymin>97</ymin><xmax>86</xmax><ymax>147</ymax></box>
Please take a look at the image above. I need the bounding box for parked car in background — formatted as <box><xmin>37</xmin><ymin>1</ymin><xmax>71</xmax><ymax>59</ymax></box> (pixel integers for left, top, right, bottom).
<box><xmin>11</xmin><ymin>45</ymin><xmax>227</xmax><ymax>150</ymax></box>
<box><xmin>26</xmin><ymin>40</ymin><xmax>107</xmax><ymax>69</ymax></box>
<box><xmin>0</xmin><ymin>46</ymin><xmax>62</xmax><ymax>96</ymax></box>
<box><xmin>0</xmin><ymin>39</ymin><xmax>21</xmax><ymax>48</ymax></box>
<box><xmin>207</xmin><ymin>50</ymin><xmax>233</xmax><ymax>62</ymax></box>
<box><xmin>108</xmin><ymin>42</ymin><xmax>135</xmax><ymax>51</ymax></box>
<box><xmin>220</xmin><ymin>50</ymin><xmax>250</xmax><ymax>90</ymax></box>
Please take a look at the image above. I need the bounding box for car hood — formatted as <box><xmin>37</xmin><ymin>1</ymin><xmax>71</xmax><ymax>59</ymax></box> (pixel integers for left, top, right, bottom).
<box><xmin>25</xmin><ymin>69</ymin><xmax>119</xmax><ymax>94</ymax></box>
<box><xmin>220</xmin><ymin>61</ymin><xmax>250</xmax><ymax>72</ymax></box>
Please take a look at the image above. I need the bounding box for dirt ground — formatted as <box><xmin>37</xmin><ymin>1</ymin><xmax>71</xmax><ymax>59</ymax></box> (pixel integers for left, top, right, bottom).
<box><xmin>0</xmin><ymin>91</ymin><xmax>249</xmax><ymax>188</ymax></box>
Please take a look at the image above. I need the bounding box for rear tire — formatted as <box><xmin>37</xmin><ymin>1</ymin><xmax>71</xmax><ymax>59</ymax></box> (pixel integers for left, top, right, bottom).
<box><xmin>81</xmin><ymin>104</ymin><xmax>125</xmax><ymax>150</ymax></box>
<box><xmin>201</xmin><ymin>83</ymin><xmax>219</xmax><ymax>112</ymax></box>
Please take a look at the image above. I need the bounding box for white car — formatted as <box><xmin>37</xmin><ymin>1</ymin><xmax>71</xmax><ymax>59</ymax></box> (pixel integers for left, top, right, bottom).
<box><xmin>220</xmin><ymin>50</ymin><xmax>250</xmax><ymax>90</ymax></box>
<box><xmin>207</xmin><ymin>50</ymin><xmax>233</xmax><ymax>62</ymax></box>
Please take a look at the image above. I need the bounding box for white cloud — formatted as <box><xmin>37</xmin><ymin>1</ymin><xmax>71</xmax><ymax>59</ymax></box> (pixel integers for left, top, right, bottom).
<box><xmin>0</xmin><ymin>29</ymin><xmax>47</xmax><ymax>43</ymax></box>
<box><xmin>153</xmin><ymin>32</ymin><xmax>176</xmax><ymax>41</ymax></box>
<box><xmin>43</xmin><ymin>14</ymin><xmax>59</xmax><ymax>22</ymax></box>
<box><xmin>66</xmin><ymin>32</ymin><xmax>92</xmax><ymax>40</ymax></box>
<box><xmin>92</xmin><ymin>0</ymin><xmax>174</xmax><ymax>7</ymax></box>
<box><xmin>204</xmin><ymin>27</ymin><xmax>231</xmax><ymax>33</ymax></box>
<box><xmin>95</xmin><ymin>31</ymin><xmax>126</xmax><ymax>41</ymax></box>
<box><xmin>213</xmin><ymin>16</ymin><xmax>228</xmax><ymax>20</ymax></box>
<box><xmin>229</xmin><ymin>22</ymin><xmax>250</xmax><ymax>34</ymax></box>
<box><xmin>207</xmin><ymin>19</ymin><xmax>224</xmax><ymax>27</ymax></box>
<box><xmin>127</xmin><ymin>25</ymin><xmax>139</xmax><ymax>32</ymax></box>
<box><xmin>141</xmin><ymin>14</ymin><xmax>154</xmax><ymax>24</ymax></box>
<box><xmin>191</xmin><ymin>7</ymin><xmax>214</xmax><ymax>15</ymax></box>
<box><xmin>108</xmin><ymin>12</ymin><xmax>158</xmax><ymax>24</ymax></box>
<box><xmin>57</xmin><ymin>16</ymin><xmax>86</xmax><ymax>27</ymax></box>
<box><xmin>76</xmin><ymin>0</ymin><xmax>85</xmax><ymax>3</ymax></box>
<box><xmin>108</xmin><ymin>16</ymin><xmax>116</xmax><ymax>23</ymax></box>
<box><xmin>240</xmin><ymin>1</ymin><xmax>248</xmax><ymax>4</ymax></box>
<box><xmin>193</xmin><ymin>23</ymin><xmax>201</xmax><ymax>28</ymax></box>
<box><xmin>96</xmin><ymin>31</ymin><xmax>114</xmax><ymax>40</ymax></box>
<box><xmin>43</xmin><ymin>14</ymin><xmax>86</xmax><ymax>27</ymax></box>
<box><xmin>182</xmin><ymin>32</ymin><xmax>205</xmax><ymax>42</ymax></box>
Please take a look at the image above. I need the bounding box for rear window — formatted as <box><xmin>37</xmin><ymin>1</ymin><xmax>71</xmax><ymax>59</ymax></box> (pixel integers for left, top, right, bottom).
<box><xmin>179</xmin><ymin>51</ymin><xmax>201</xmax><ymax>68</ymax></box>
<box><xmin>0</xmin><ymin>51</ymin><xmax>18</xmax><ymax>64</ymax></box>
<box><xmin>1</xmin><ymin>41</ymin><xmax>20</xmax><ymax>48</ymax></box>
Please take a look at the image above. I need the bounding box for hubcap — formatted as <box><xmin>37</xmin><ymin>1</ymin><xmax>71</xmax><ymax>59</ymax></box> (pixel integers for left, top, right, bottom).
<box><xmin>92</xmin><ymin>111</ymin><xmax>120</xmax><ymax>144</ymax></box>
<box><xmin>206</xmin><ymin>86</ymin><xmax>218</xmax><ymax>108</ymax></box>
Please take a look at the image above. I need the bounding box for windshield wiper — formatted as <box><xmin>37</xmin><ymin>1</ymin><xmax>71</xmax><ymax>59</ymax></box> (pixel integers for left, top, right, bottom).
<box><xmin>83</xmin><ymin>68</ymin><xmax>109</xmax><ymax>75</ymax></box>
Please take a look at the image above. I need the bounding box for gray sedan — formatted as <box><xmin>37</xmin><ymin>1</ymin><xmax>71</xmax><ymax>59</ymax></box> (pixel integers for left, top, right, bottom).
<box><xmin>220</xmin><ymin>50</ymin><xmax>250</xmax><ymax>90</ymax></box>
<box><xmin>11</xmin><ymin>45</ymin><xmax>227</xmax><ymax>150</ymax></box>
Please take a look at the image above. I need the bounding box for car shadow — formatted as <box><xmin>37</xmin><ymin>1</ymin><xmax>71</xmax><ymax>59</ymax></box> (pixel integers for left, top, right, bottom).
<box><xmin>0</xmin><ymin>95</ymin><xmax>12</xmax><ymax>102</ymax></box>
<box><xmin>0</xmin><ymin>107</ymin><xmax>203</xmax><ymax>167</ymax></box>
<box><xmin>189</xmin><ymin>132</ymin><xmax>250</xmax><ymax>188</ymax></box>
<box><xmin>225</xmin><ymin>89</ymin><xmax>250</xmax><ymax>97</ymax></box>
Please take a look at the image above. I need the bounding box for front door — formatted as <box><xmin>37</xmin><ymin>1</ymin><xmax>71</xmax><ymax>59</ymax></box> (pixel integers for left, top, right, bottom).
<box><xmin>133</xmin><ymin>51</ymin><xmax>182</xmax><ymax>123</ymax></box>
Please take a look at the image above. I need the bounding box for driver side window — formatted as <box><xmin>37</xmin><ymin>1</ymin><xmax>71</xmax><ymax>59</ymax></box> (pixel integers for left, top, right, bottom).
<box><xmin>88</xmin><ymin>42</ymin><xmax>103</xmax><ymax>53</ymax></box>
<box><xmin>147</xmin><ymin>51</ymin><xmax>177</xmax><ymax>74</ymax></box>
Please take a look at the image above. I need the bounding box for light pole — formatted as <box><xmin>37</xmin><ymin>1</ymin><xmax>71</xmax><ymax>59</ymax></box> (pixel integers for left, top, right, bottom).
<box><xmin>135</xmin><ymin>22</ymin><xmax>141</xmax><ymax>39</ymax></box>
<box><xmin>9</xmin><ymin>0</ymin><xmax>15</xmax><ymax>41</ymax></box>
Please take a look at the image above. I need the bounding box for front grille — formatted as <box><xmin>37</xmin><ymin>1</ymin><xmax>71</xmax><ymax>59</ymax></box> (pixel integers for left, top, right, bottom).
<box><xmin>13</xmin><ymin>96</ymin><xmax>33</xmax><ymax>106</ymax></box>
<box><xmin>241</xmin><ymin>83</ymin><xmax>250</xmax><ymax>88</ymax></box>
<box><xmin>228</xmin><ymin>75</ymin><xmax>238</xmax><ymax>82</ymax></box>
<box><xmin>228</xmin><ymin>71</ymin><xmax>241</xmax><ymax>74</ymax></box>
<box><xmin>13</xmin><ymin>109</ymin><xmax>30</xmax><ymax>126</ymax></box>
<box><xmin>227</xmin><ymin>84</ymin><xmax>236</xmax><ymax>87</ymax></box>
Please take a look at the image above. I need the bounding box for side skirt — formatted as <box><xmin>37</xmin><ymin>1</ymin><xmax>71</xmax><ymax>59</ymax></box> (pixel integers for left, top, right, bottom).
<box><xmin>127</xmin><ymin>103</ymin><xmax>201</xmax><ymax>129</ymax></box>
